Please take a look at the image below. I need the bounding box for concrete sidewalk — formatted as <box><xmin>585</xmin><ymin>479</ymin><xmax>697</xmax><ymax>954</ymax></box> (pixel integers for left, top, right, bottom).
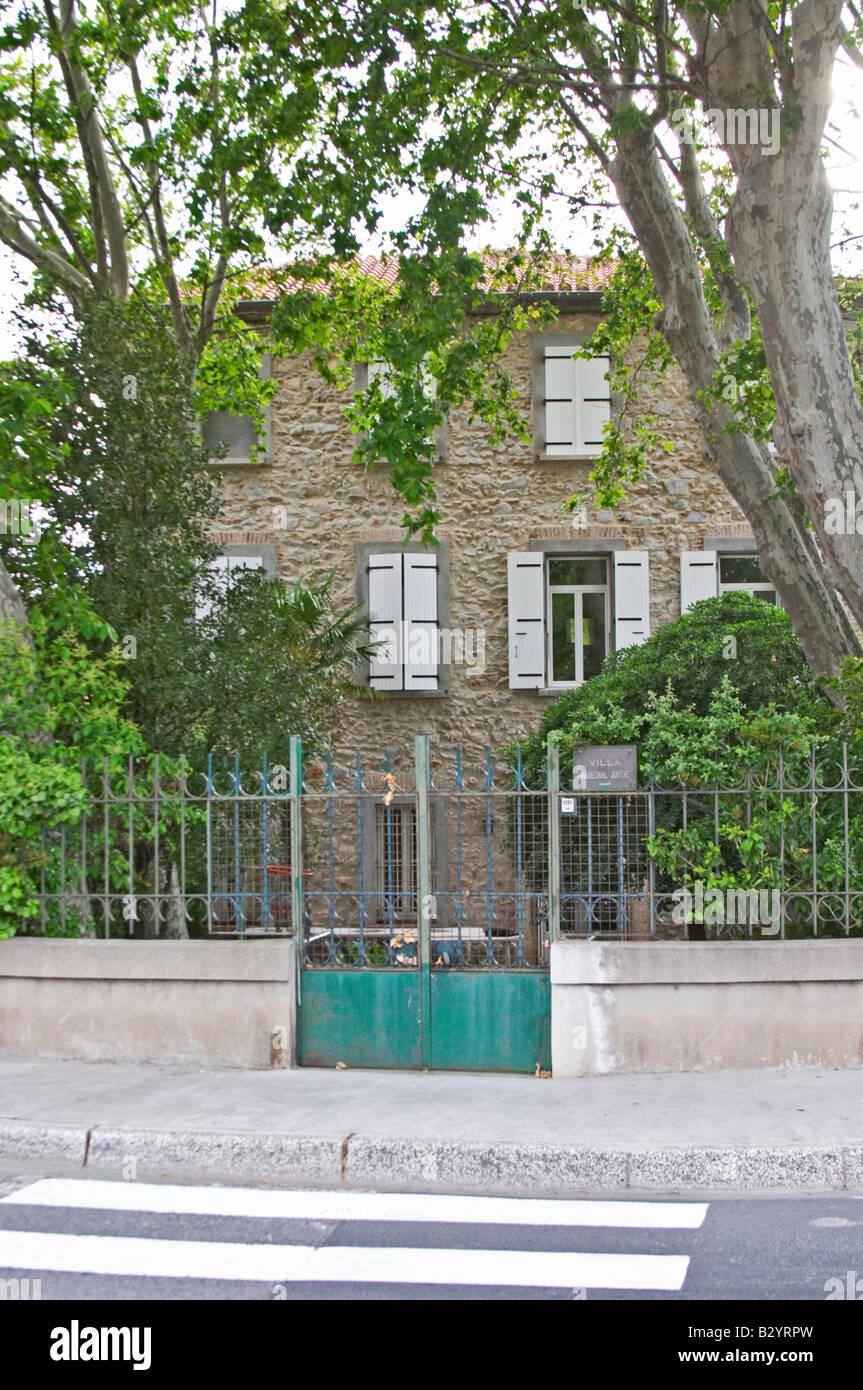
<box><xmin>2</xmin><ymin>1054</ymin><xmax>863</xmax><ymax>1195</ymax></box>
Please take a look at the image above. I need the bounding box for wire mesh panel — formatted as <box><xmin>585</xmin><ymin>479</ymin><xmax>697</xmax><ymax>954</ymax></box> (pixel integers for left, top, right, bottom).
<box><xmin>558</xmin><ymin>789</ymin><xmax>652</xmax><ymax>939</ymax></box>
<box><xmin>208</xmin><ymin>760</ymin><xmax>293</xmax><ymax>934</ymax></box>
<box><xmin>427</xmin><ymin>748</ymin><xmax>548</xmax><ymax>969</ymax></box>
<box><xmin>300</xmin><ymin>746</ymin><xmax>422</xmax><ymax>967</ymax></box>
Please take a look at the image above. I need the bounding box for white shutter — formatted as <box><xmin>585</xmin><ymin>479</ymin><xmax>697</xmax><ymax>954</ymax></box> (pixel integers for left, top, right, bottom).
<box><xmin>227</xmin><ymin>554</ymin><xmax>264</xmax><ymax>576</ymax></box>
<box><xmin>368</xmin><ymin>552</ymin><xmax>403</xmax><ymax>691</ymax></box>
<box><xmin>577</xmin><ymin>355</ymin><xmax>611</xmax><ymax>456</ymax></box>
<box><xmin>404</xmin><ymin>552</ymin><xmax>439</xmax><ymax>691</ymax></box>
<box><xmin>614</xmin><ymin>550</ymin><xmax>650</xmax><ymax>650</ymax></box>
<box><xmin>368</xmin><ymin>358</ymin><xmax>395</xmax><ymax>401</ymax></box>
<box><xmin>544</xmin><ymin>350</ymin><xmax>577</xmax><ymax>454</ymax></box>
<box><xmin>507</xmin><ymin>551</ymin><xmax>545</xmax><ymax>689</ymax></box>
<box><xmin>680</xmin><ymin>551</ymin><xmax>718</xmax><ymax>612</ymax></box>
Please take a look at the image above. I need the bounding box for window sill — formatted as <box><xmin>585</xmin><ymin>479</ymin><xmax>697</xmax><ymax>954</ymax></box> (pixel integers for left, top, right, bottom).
<box><xmin>205</xmin><ymin>457</ymin><xmax>273</xmax><ymax>469</ymax></box>
<box><xmin>536</xmin><ymin>452</ymin><xmax>599</xmax><ymax>463</ymax></box>
<box><xmin>364</xmin><ymin>686</ymin><xmax>451</xmax><ymax>698</ymax></box>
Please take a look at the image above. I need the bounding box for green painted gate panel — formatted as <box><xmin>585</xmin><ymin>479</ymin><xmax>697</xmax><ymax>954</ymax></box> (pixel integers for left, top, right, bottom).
<box><xmin>429</xmin><ymin>971</ymin><xmax>551</xmax><ymax>1073</ymax></box>
<box><xmin>299</xmin><ymin>969</ymin><xmax>423</xmax><ymax>1069</ymax></box>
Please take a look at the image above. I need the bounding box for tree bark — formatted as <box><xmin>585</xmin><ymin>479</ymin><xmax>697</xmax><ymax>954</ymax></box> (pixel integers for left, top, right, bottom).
<box><xmin>698</xmin><ymin>0</ymin><xmax>863</xmax><ymax>629</ymax></box>
<box><xmin>0</xmin><ymin>554</ymin><xmax>31</xmax><ymax>638</ymax></box>
<box><xmin>609</xmin><ymin>129</ymin><xmax>859</xmax><ymax>677</ymax></box>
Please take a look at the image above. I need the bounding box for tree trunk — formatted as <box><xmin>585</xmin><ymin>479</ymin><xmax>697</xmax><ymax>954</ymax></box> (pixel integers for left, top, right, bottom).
<box><xmin>609</xmin><ymin>131</ymin><xmax>860</xmax><ymax>678</ymax></box>
<box><xmin>0</xmin><ymin>554</ymin><xmax>30</xmax><ymax>637</ymax></box>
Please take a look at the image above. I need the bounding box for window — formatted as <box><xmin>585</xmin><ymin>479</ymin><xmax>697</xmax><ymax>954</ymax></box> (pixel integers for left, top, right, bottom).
<box><xmin>680</xmin><ymin>551</ymin><xmax>779</xmax><ymax>610</ymax></box>
<box><xmin>546</xmin><ymin>557</ymin><xmax>610</xmax><ymax>686</ymax></box>
<box><xmin>361</xmin><ymin>545</ymin><xmax>449</xmax><ymax>693</ymax></box>
<box><xmin>356</xmin><ymin>358</ymin><xmax>446</xmax><ymax>460</ymax></box>
<box><xmin>507</xmin><ymin>549</ymin><xmax>649</xmax><ymax>690</ymax></box>
<box><xmin>202</xmin><ymin>354</ymin><xmax>272</xmax><ymax>464</ymax></box>
<box><xmin>534</xmin><ymin>337</ymin><xmax>611</xmax><ymax>458</ymax></box>
<box><xmin>196</xmin><ymin>546</ymin><xmax>276</xmax><ymax>621</ymax></box>
<box><xmin>374</xmin><ymin>803</ymin><xmax>417</xmax><ymax>921</ymax></box>
<box><xmin>718</xmin><ymin>554</ymin><xmax>778</xmax><ymax>604</ymax></box>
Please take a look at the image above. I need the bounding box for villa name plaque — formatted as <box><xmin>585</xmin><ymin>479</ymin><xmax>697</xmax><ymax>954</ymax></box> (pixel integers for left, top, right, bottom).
<box><xmin>570</xmin><ymin>745</ymin><xmax>638</xmax><ymax>793</ymax></box>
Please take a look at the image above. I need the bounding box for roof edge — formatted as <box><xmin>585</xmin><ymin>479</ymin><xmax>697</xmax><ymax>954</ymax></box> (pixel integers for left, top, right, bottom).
<box><xmin>233</xmin><ymin>288</ymin><xmax>606</xmax><ymax>323</ymax></box>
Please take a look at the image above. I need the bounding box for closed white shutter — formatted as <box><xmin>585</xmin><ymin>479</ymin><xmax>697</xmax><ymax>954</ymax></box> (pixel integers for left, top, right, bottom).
<box><xmin>675</xmin><ymin>544</ymin><xmax>717</xmax><ymax>611</ymax></box>
<box><xmin>544</xmin><ymin>349</ymin><xmax>611</xmax><ymax>456</ymax></box>
<box><xmin>680</xmin><ymin>551</ymin><xmax>718</xmax><ymax>611</ymax></box>
<box><xmin>404</xmin><ymin>552</ymin><xmax>439</xmax><ymax>691</ymax></box>
<box><xmin>196</xmin><ymin>553</ymin><xmax>264</xmax><ymax>620</ymax></box>
<box><xmin>368</xmin><ymin>358</ymin><xmax>395</xmax><ymax>401</ymax></box>
<box><xmin>227</xmin><ymin>554</ymin><xmax>264</xmax><ymax>577</ymax></box>
<box><xmin>577</xmin><ymin>355</ymin><xmax>611</xmax><ymax>456</ymax></box>
<box><xmin>544</xmin><ymin>350</ymin><xmax>577</xmax><ymax>455</ymax></box>
<box><xmin>507</xmin><ymin>551</ymin><xmax>545</xmax><ymax>688</ymax></box>
<box><xmin>614</xmin><ymin>550</ymin><xmax>650</xmax><ymax>650</ymax></box>
<box><xmin>368</xmin><ymin>552</ymin><xmax>403</xmax><ymax>691</ymax></box>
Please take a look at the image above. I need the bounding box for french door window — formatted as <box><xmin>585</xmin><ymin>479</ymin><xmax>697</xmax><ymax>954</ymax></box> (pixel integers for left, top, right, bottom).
<box><xmin>546</xmin><ymin>557</ymin><xmax>610</xmax><ymax>687</ymax></box>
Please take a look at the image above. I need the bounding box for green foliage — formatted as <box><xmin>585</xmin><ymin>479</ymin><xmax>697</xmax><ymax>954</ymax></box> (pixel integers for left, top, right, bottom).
<box><xmin>270</xmin><ymin>250</ymin><xmax>553</xmax><ymax>541</ymax></box>
<box><xmin>520</xmin><ymin>593</ymin><xmax>824</xmax><ymax>780</ymax></box>
<box><xmin>0</xmin><ymin>612</ymin><xmax>142</xmax><ymax>939</ymax></box>
<box><xmin>190</xmin><ymin>569</ymin><xmax>376</xmax><ymax>758</ymax></box>
<box><xmin>511</xmin><ymin>594</ymin><xmax>858</xmax><ymax>937</ymax></box>
<box><xmin>5</xmin><ymin>299</ymin><xmax>373</xmax><ymax>762</ymax></box>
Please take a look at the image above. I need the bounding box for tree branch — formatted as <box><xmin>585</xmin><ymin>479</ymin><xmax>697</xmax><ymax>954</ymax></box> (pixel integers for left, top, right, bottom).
<box><xmin>0</xmin><ymin>194</ymin><xmax>92</xmax><ymax>298</ymax></box>
<box><xmin>44</xmin><ymin>0</ymin><xmax>129</xmax><ymax>297</ymax></box>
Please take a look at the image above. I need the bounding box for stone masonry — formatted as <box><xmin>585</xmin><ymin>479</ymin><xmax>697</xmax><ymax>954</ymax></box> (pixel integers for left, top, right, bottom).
<box><xmin>209</xmin><ymin>304</ymin><xmax>752</xmax><ymax>759</ymax></box>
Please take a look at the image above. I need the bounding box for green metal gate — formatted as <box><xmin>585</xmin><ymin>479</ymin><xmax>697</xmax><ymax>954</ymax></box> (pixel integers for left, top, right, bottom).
<box><xmin>296</xmin><ymin>736</ymin><xmax>552</xmax><ymax>1072</ymax></box>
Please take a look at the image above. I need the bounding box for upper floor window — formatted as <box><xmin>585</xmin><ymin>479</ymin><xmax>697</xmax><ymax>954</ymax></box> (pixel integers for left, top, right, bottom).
<box><xmin>355</xmin><ymin>358</ymin><xmax>446</xmax><ymax>460</ymax></box>
<box><xmin>533</xmin><ymin>336</ymin><xmax>611</xmax><ymax>459</ymax></box>
<box><xmin>202</xmin><ymin>354</ymin><xmax>272</xmax><ymax>464</ymax></box>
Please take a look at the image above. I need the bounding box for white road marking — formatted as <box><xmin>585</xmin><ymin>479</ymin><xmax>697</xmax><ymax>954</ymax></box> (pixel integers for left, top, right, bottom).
<box><xmin>1</xmin><ymin>1179</ymin><xmax>708</xmax><ymax>1229</ymax></box>
<box><xmin>0</xmin><ymin>1230</ymin><xmax>690</xmax><ymax>1290</ymax></box>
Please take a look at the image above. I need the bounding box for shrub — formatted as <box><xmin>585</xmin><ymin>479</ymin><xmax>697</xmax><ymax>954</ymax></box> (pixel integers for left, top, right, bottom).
<box><xmin>509</xmin><ymin>594</ymin><xmax>860</xmax><ymax>938</ymax></box>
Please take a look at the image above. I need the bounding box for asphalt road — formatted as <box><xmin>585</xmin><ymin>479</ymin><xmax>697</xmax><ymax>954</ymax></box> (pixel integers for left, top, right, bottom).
<box><xmin>0</xmin><ymin>1171</ymin><xmax>861</xmax><ymax>1301</ymax></box>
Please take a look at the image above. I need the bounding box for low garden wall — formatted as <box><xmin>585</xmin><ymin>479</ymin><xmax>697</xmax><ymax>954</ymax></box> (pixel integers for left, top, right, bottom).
<box><xmin>551</xmin><ymin>939</ymin><xmax>863</xmax><ymax>1075</ymax></box>
<box><xmin>0</xmin><ymin>938</ymin><xmax>296</xmax><ymax>1069</ymax></box>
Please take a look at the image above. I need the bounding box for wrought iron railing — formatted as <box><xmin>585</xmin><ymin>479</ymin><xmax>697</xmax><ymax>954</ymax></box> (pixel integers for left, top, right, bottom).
<box><xmin>15</xmin><ymin>739</ymin><xmax>863</xmax><ymax>950</ymax></box>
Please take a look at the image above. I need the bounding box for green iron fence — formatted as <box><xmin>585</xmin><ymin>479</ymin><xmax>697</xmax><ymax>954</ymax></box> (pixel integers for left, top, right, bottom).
<box><xmin>15</xmin><ymin>739</ymin><xmax>863</xmax><ymax>943</ymax></box>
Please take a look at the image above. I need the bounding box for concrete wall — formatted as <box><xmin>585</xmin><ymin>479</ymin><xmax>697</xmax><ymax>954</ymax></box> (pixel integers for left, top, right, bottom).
<box><xmin>552</xmin><ymin>940</ymin><xmax>863</xmax><ymax>1075</ymax></box>
<box><xmin>0</xmin><ymin>939</ymin><xmax>296</xmax><ymax>1069</ymax></box>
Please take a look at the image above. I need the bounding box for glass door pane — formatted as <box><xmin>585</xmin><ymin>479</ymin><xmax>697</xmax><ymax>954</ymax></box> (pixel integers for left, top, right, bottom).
<box><xmin>551</xmin><ymin>592</ymin><xmax>576</xmax><ymax>683</ymax></box>
<box><xmin>581</xmin><ymin>591</ymin><xmax>607</xmax><ymax>679</ymax></box>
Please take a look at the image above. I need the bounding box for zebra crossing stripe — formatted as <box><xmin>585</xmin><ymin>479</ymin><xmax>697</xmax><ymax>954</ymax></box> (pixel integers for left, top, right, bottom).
<box><xmin>0</xmin><ymin>1230</ymin><xmax>691</xmax><ymax>1290</ymax></box>
<box><xmin>1</xmin><ymin>1180</ymin><xmax>708</xmax><ymax>1230</ymax></box>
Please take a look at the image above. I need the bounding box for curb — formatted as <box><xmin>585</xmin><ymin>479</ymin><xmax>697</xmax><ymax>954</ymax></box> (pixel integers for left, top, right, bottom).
<box><xmin>0</xmin><ymin>1120</ymin><xmax>89</xmax><ymax>1167</ymax></box>
<box><xmin>3</xmin><ymin>1121</ymin><xmax>863</xmax><ymax>1193</ymax></box>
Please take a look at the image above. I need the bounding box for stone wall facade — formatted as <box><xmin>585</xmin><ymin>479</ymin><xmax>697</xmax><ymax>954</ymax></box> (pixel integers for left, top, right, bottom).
<box><xmin>210</xmin><ymin>305</ymin><xmax>751</xmax><ymax>758</ymax></box>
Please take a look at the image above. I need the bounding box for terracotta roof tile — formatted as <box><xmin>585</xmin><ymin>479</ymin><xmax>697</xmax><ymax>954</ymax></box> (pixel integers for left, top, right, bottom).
<box><xmin>236</xmin><ymin>250</ymin><xmax>613</xmax><ymax>301</ymax></box>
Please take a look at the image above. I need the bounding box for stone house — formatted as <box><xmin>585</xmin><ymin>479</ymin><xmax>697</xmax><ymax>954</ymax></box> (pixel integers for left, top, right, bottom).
<box><xmin>203</xmin><ymin>255</ymin><xmax>766</xmax><ymax>757</ymax></box>
<box><xmin>201</xmin><ymin>254</ymin><xmax>775</xmax><ymax>935</ymax></box>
